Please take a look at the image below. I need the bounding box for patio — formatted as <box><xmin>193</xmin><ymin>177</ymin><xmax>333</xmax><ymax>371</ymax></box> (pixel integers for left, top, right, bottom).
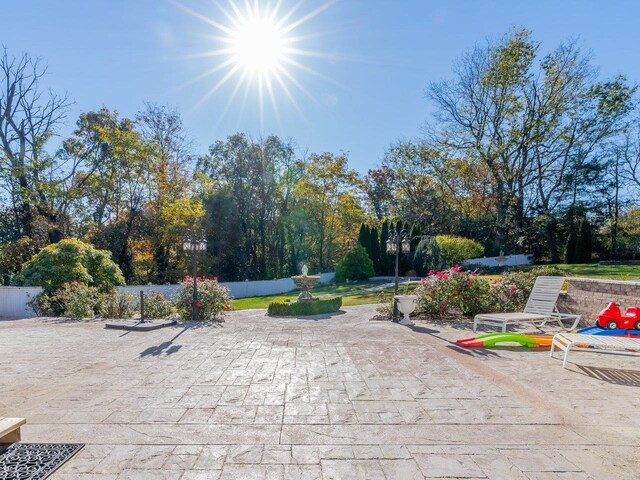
<box><xmin>1</xmin><ymin>304</ymin><xmax>639</xmax><ymax>479</ymax></box>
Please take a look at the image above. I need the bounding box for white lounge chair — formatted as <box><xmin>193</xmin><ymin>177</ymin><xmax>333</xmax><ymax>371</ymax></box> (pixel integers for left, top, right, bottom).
<box><xmin>473</xmin><ymin>276</ymin><xmax>581</xmax><ymax>333</ymax></box>
<box><xmin>551</xmin><ymin>332</ymin><xmax>640</xmax><ymax>368</ymax></box>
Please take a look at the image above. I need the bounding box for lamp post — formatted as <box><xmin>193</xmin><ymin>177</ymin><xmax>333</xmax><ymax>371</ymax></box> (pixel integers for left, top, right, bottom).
<box><xmin>386</xmin><ymin>227</ymin><xmax>411</xmax><ymax>320</ymax></box>
<box><xmin>182</xmin><ymin>231</ymin><xmax>207</xmax><ymax>321</ymax></box>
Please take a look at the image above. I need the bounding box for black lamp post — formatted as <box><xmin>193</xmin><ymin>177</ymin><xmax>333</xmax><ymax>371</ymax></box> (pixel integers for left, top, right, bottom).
<box><xmin>386</xmin><ymin>227</ymin><xmax>411</xmax><ymax>320</ymax></box>
<box><xmin>182</xmin><ymin>231</ymin><xmax>207</xmax><ymax>321</ymax></box>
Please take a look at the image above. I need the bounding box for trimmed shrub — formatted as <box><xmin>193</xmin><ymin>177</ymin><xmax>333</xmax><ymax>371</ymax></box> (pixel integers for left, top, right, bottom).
<box><xmin>435</xmin><ymin>235</ymin><xmax>484</xmax><ymax>267</ymax></box>
<box><xmin>143</xmin><ymin>292</ymin><xmax>175</xmax><ymax>319</ymax></box>
<box><xmin>515</xmin><ymin>265</ymin><xmax>567</xmax><ymax>277</ymax></box>
<box><xmin>336</xmin><ymin>245</ymin><xmax>375</xmax><ymax>282</ymax></box>
<box><xmin>14</xmin><ymin>238</ymin><xmax>124</xmax><ymax>294</ymax></box>
<box><xmin>175</xmin><ymin>276</ymin><xmax>231</xmax><ymax>321</ymax></box>
<box><xmin>268</xmin><ymin>297</ymin><xmax>342</xmax><ymax>316</ymax></box>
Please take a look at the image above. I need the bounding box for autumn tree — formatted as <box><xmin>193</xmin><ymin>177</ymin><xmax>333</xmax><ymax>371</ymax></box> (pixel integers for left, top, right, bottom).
<box><xmin>295</xmin><ymin>152</ymin><xmax>364</xmax><ymax>271</ymax></box>
<box><xmin>426</xmin><ymin>28</ymin><xmax>635</xmax><ymax>258</ymax></box>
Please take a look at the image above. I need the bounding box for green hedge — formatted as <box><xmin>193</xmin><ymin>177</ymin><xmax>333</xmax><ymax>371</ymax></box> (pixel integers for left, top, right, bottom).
<box><xmin>267</xmin><ymin>297</ymin><xmax>343</xmax><ymax>316</ymax></box>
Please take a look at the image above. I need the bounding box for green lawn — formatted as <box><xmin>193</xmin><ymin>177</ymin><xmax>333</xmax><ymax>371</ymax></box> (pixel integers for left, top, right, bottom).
<box><xmin>551</xmin><ymin>263</ymin><xmax>640</xmax><ymax>281</ymax></box>
<box><xmin>232</xmin><ymin>281</ymin><xmax>418</xmax><ymax>310</ymax></box>
<box><xmin>232</xmin><ymin>263</ymin><xmax>640</xmax><ymax>311</ymax></box>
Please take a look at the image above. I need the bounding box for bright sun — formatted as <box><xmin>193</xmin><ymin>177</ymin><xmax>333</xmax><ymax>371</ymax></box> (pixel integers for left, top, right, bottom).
<box><xmin>230</xmin><ymin>14</ymin><xmax>287</xmax><ymax>76</ymax></box>
<box><xmin>172</xmin><ymin>0</ymin><xmax>337</xmax><ymax>126</ymax></box>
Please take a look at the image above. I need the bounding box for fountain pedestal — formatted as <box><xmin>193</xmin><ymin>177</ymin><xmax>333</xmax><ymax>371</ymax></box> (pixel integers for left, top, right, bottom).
<box><xmin>292</xmin><ymin>265</ymin><xmax>320</xmax><ymax>302</ymax></box>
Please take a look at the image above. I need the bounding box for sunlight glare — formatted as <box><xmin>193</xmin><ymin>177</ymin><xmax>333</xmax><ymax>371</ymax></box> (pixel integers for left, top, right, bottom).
<box><xmin>230</xmin><ymin>14</ymin><xmax>287</xmax><ymax>76</ymax></box>
<box><xmin>172</xmin><ymin>0</ymin><xmax>339</xmax><ymax>127</ymax></box>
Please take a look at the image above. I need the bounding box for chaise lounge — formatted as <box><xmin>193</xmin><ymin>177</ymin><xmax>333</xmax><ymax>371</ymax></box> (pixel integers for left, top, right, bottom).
<box><xmin>473</xmin><ymin>276</ymin><xmax>581</xmax><ymax>333</ymax></box>
<box><xmin>551</xmin><ymin>332</ymin><xmax>640</xmax><ymax>368</ymax></box>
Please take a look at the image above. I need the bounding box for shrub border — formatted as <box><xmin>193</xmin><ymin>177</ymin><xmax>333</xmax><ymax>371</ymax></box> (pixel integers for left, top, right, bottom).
<box><xmin>267</xmin><ymin>297</ymin><xmax>342</xmax><ymax>316</ymax></box>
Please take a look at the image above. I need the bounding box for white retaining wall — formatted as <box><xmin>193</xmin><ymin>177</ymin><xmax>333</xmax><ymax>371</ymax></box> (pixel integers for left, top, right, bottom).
<box><xmin>464</xmin><ymin>254</ymin><xmax>532</xmax><ymax>268</ymax></box>
<box><xmin>0</xmin><ymin>287</ymin><xmax>43</xmax><ymax>318</ymax></box>
<box><xmin>0</xmin><ymin>272</ymin><xmax>336</xmax><ymax>318</ymax></box>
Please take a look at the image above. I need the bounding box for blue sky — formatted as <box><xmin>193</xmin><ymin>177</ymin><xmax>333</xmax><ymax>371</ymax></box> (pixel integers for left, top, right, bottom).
<box><xmin>3</xmin><ymin>0</ymin><xmax>640</xmax><ymax>172</ymax></box>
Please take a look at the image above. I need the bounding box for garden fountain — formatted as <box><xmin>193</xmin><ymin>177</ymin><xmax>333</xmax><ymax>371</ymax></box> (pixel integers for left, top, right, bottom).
<box><xmin>291</xmin><ymin>264</ymin><xmax>320</xmax><ymax>302</ymax></box>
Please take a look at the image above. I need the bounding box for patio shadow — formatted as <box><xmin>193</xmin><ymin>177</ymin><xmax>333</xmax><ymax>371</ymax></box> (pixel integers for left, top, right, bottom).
<box><xmin>576</xmin><ymin>365</ymin><xmax>640</xmax><ymax>387</ymax></box>
<box><xmin>139</xmin><ymin>327</ymin><xmax>189</xmax><ymax>357</ymax></box>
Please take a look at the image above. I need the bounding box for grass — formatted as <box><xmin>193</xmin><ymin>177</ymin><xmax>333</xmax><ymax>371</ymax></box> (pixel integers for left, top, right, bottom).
<box><xmin>232</xmin><ymin>280</ymin><xmax>418</xmax><ymax>310</ymax></box>
<box><xmin>551</xmin><ymin>263</ymin><xmax>640</xmax><ymax>281</ymax></box>
<box><xmin>232</xmin><ymin>263</ymin><xmax>640</xmax><ymax>311</ymax></box>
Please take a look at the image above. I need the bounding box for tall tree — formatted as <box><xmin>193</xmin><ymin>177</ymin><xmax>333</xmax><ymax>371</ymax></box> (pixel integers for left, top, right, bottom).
<box><xmin>426</xmin><ymin>28</ymin><xmax>635</xmax><ymax>256</ymax></box>
<box><xmin>295</xmin><ymin>152</ymin><xmax>363</xmax><ymax>271</ymax></box>
<box><xmin>0</xmin><ymin>49</ymin><xmax>71</xmax><ymax>242</ymax></box>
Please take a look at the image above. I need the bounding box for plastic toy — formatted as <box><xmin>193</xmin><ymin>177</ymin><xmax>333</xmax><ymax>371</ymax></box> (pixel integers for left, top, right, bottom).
<box><xmin>596</xmin><ymin>302</ymin><xmax>640</xmax><ymax>330</ymax></box>
<box><xmin>457</xmin><ymin>320</ymin><xmax>640</xmax><ymax>350</ymax></box>
<box><xmin>456</xmin><ymin>333</ymin><xmax>553</xmax><ymax>348</ymax></box>
<box><xmin>578</xmin><ymin>325</ymin><xmax>640</xmax><ymax>337</ymax></box>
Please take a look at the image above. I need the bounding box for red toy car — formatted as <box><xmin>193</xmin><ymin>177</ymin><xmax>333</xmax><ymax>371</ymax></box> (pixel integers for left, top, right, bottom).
<box><xmin>597</xmin><ymin>302</ymin><xmax>640</xmax><ymax>330</ymax></box>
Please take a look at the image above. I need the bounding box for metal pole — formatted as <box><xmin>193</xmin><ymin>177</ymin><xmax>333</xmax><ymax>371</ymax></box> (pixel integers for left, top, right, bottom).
<box><xmin>140</xmin><ymin>290</ymin><xmax>145</xmax><ymax>323</ymax></box>
<box><xmin>192</xmin><ymin>246</ymin><xmax>198</xmax><ymax>321</ymax></box>
<box><xmin>393</xmin><ymin>238</ymin><xmax>400</xmax><ymax>321</ymax></box>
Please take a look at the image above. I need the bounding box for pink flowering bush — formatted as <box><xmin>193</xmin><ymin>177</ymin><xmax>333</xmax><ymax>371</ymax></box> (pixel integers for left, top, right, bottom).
<box><xmin>176</xmin><ymin>276</ymin><xmax>231</xmax><ymax>321</ymax></box>
<box><xmin>489</xmin><ymin>271</ymin><xmax>535</xmax><ymax>312</ymax></box>
<box><xmin>414</xmin><ymin>265</ymin><xmax>492</xmax><ymax>317</ymax></box>
<box><xmin>144</xmin><ymin>291</ymin><xmax>175</xmax><ymax>319</ymax></box>
<box><xmin>415</xmin><ymin>265</ymin><xmax>561</xmax><ymax>317</ymax></box>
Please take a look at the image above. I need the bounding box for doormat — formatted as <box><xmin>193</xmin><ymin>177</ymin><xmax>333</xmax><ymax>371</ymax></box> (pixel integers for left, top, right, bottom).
<box><xmin>0</xmin><ymin>443</ymin><xmax>84</xmax><ymax>479</ymax></box>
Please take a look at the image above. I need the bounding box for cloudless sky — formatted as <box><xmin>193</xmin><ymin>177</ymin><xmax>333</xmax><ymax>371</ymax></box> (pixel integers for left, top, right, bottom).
<box><xmin>3</xmin><ymin>0</ymin><xmax>640</xmax><ymax>172</ymax></box>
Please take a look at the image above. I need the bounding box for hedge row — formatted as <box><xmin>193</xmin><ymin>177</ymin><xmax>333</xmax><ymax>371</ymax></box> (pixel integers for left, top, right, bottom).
<box><xmin>267</xmin><ymin>297</ymin><xmax>343</xmax><ymax>316</ymax></box>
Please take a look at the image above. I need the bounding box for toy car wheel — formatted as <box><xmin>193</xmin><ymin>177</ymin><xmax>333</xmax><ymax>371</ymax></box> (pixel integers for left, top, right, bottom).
<box><xmin>634</xmin><ymin>321</ymin><xmax>640</xmax><ymax>331</ymax></box>
<box><xmin>606</xmin><ymin>321</ymin><xmax>618</xmax><ymax>330</ymax></box>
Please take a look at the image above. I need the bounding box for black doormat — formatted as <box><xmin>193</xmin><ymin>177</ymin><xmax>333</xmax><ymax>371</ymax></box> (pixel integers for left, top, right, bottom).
<box><xmin>0</xmin><ymin>443</ymin><xmax>84</xmax><ymax>480</ymax></box>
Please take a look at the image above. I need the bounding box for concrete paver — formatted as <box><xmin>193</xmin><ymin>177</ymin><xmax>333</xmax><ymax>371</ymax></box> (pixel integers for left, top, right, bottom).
<box><xmin>1</xmin><ymin>304</ymin><xmax>639</xmax><ymax>479</ymax></box>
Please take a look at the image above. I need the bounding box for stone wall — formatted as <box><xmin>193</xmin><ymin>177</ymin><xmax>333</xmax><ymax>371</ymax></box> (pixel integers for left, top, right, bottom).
<box><xmin>557</xmin><ymin>278</ymin><xmax>640</xmax><ymax>326</ymax></box>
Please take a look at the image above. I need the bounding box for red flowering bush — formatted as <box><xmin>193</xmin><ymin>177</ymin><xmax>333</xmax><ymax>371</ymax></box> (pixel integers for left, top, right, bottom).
<box><xmin>415</xmin><ymin>265</ymin><xmax>492</xmax><ymax>317</ymax></box>
<box><xmin>176</xmin><ymin>276</ymin><xmax>231</xmax><ymax>321</ymax></box>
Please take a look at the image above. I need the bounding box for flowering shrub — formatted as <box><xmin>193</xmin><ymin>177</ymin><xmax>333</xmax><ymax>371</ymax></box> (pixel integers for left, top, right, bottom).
<box><xmin>56</xmin><ymin>281</ymin><xmax>101</xmax><ymax>319</ymax></box>
<box><xmin>98</xmin><ymin>291</ymin><xmax>134</xmax><ymax>319</ymax></box>
<box><xmin>143</xmin><ymin>292</ymin><xmax>175</xmax><ymax>319</ymax></box>
<box><xmin>414</xmin><ymin>266</ymin><xmax>492</xmax><ymax>317</ymax></box>
<box><xmin>415</xmin><ymin>265</ymin><xmax>565</xmax><ymax>317</ymax></box>
<box><xmin>29</xmin><ymin>281</ymin><xmax>101</xmax><ymax>318</ymax></box>
<box><xmin>176</xmin><ymin>276</ymin><xmax>231</xmax><ymax>321</ymax></box>
<box><xmin>489</xmin><ymin>270</ymin><xmax>548</xmax><ymax>312</ymax></box>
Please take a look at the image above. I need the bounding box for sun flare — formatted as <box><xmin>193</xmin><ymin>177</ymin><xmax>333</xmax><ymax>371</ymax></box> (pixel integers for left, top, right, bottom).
<box><xmin>172</xmin><ymin>0</ymin><xmax>337</xmax><ymax>126</ymax></box>
<box><xmin>229</xmin><ymin>13</ymin><xmax>288</xmax><ymax>76</ymax></box>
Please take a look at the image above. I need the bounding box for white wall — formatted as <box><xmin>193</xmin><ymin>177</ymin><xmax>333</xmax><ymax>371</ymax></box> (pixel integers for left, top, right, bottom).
<box><xmin>463</xmin><ymin>254</ymin><xmax>532</xmax><ymax>268</ymax></box>
<box><xmin>118</xmin><ymin>272</ymin><xmax>335</xmax><ymax>300</ymax></box>
<box><xmin>0</xmin><ymin>272</ymin><xmax>336</xmax><ymax>318</ymax></box>
<box><xmin>0</xmin><ymin>287</ymin><xmax>42</xmax><ymax>318</ymax></box>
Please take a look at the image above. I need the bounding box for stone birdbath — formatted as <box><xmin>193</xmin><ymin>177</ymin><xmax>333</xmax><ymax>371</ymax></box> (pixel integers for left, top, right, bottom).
<box><xmin>394</xmin><ymin>294</ymin><xmax>418</xmax><ymax>326</ymax></box>
<box><xmin>292</xmin><ymin>264</ymin><xmax>320</xmax><ymax>302</ymax></box>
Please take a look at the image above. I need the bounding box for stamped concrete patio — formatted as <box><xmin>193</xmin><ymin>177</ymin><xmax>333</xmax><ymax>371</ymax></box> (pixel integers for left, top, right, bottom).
<box><xmin>1</xmin><ymin>304</ymin><xmax>639</xmax><ymax>479</ymax></box>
